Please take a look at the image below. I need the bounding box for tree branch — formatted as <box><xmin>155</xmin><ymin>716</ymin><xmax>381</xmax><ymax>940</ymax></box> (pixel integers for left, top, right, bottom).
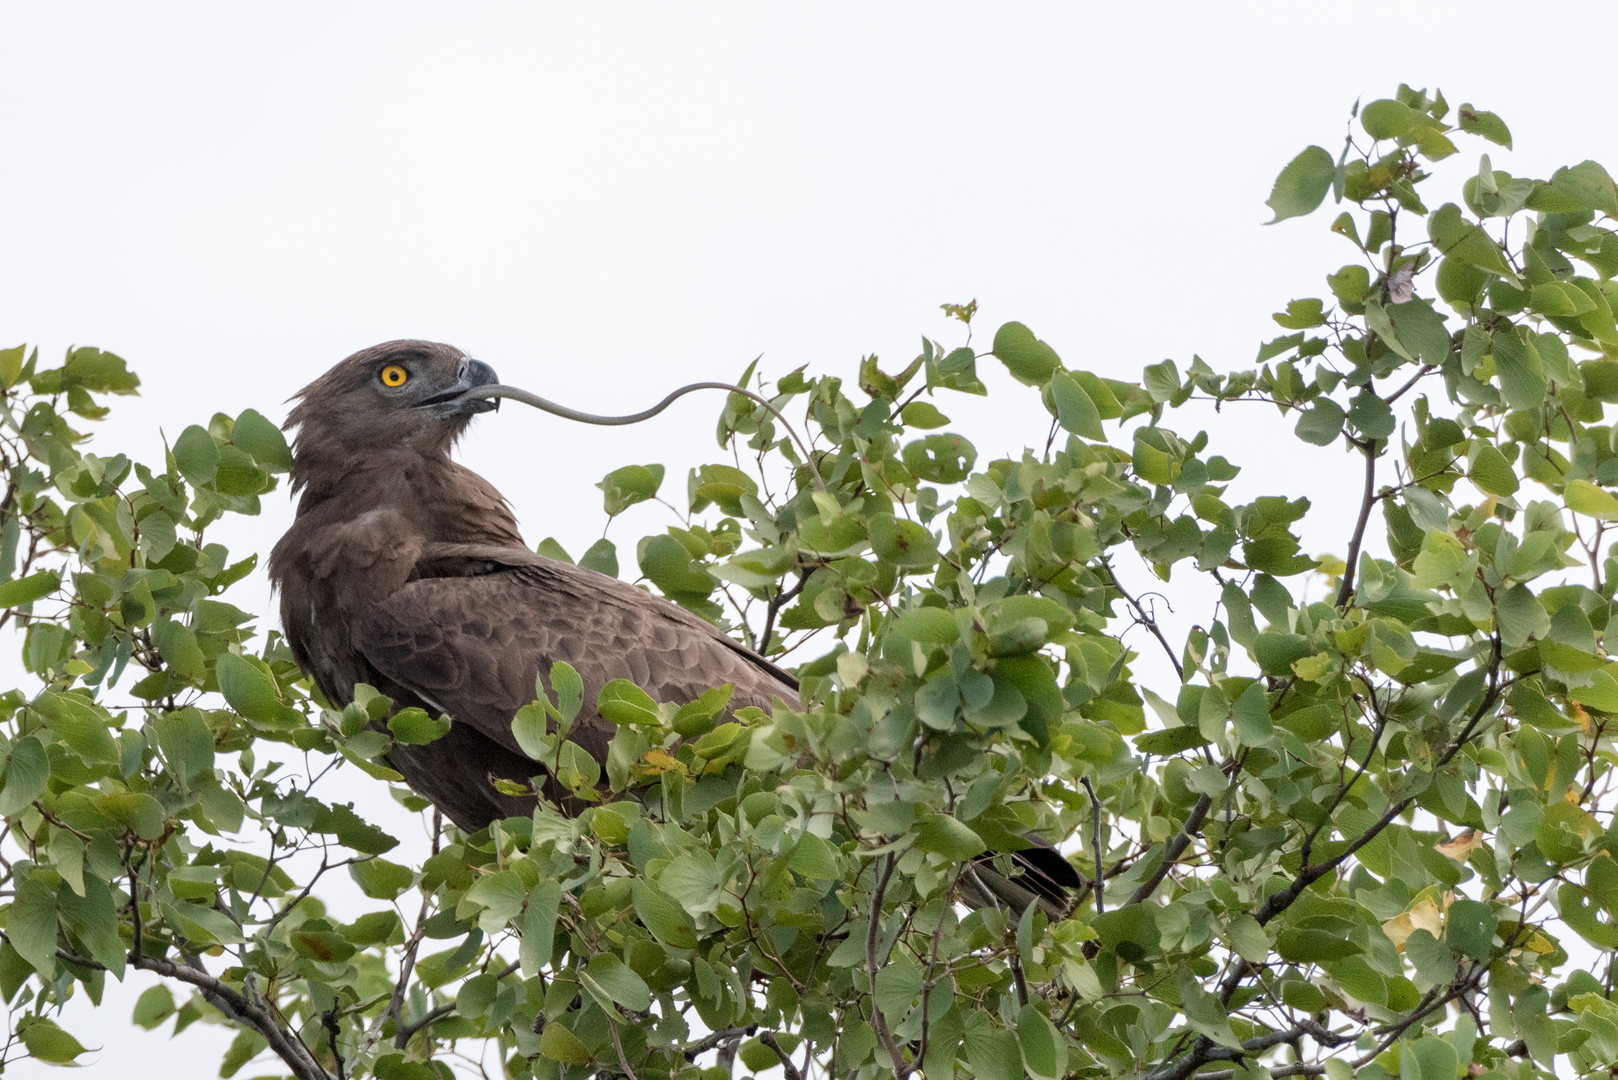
<box><xmin>1103</xmin><ymin>561</ymin><xmax>1184</xmax><ymax>680</ymax></box>
<box><xmin>1335</xmin><ymin>438</ymin><xmax>1378</xmax><ymax>608</ymax></box>
<box><xmin>1081</xmin><ymin>776</ymin><xmax>1106</xmax><ymax>913</ymax></box>
<box><xmin>759</xmin><ymin>1031</ymin><xmax>804</xmax><ymax>1080</ymax></box>
<box><xmin>1125</xmin><ymin>793</ymin><xmax>1211</xmax><ymax>906</ymax></box>
<box><xmin>678</xmin><ymin>1026</ymin><xmax>755</xmax><ymax>1060</ymax></box>
<box><xmin>134</xmin><ymin>953</ymin><xmax>333</xmax><ymax>1080</ymax></box>
<box><xmin>865</xmin><ymin>854</ymin><xmax>911</xmax><ymax>1079</ymax></box>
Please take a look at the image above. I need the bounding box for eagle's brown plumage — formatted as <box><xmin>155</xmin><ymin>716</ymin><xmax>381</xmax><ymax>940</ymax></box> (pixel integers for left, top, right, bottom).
<box><xmin>269</xmin><ymin>340</ymin><xmax>1080</xmax><ymax>913</ymax></box>
<box><xmin>267</xmin><ymin>340</ymin><xmax>798</xmax><ymax>829</ymax></box>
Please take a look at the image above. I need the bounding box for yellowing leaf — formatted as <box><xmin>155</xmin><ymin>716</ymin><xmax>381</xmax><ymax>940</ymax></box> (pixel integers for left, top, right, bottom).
<box><xmin>1434</xmin><ymin>829</ymin><xmax>1483</xmax><ymax>861</ymax></box>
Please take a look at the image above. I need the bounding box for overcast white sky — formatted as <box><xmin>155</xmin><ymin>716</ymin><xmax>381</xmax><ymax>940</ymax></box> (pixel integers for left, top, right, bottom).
<box><xmin>8</xmin><ymin>2</ymin><xmax>1618</xmax><ymax>1075</ymax></box>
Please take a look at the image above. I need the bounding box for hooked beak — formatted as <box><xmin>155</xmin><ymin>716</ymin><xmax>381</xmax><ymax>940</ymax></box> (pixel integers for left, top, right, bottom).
<box><xmin>414</xmin><ymin>359</ymin><xmax>501</xmax><ymax>415</ymax></box>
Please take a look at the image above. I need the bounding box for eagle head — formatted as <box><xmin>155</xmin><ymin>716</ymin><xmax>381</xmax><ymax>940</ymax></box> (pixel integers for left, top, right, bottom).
<box><xmin>285</xmin><ymin>339</ymin><xmax>501</xmax><ymax>492</ymax></box>
<box><xmin>288</xmin><ymin>339</ymin><xmax>499</xmax><ymax>445</ymax></box>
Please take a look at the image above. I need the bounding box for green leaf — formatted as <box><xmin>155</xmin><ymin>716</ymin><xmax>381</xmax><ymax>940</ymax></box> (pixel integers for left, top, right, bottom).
<box><xmin>1050</xmin><ymin>371</ymin><xmax>1105</xmax><ymax>439</ymax></box>
<box><xmin>1266</xmin><ymin>145</ymin><xmax>1334</xmax><ymax>223</ymax></box>
<box><xmin>660</xmin><ymin>850</ymin><xmax>725</xmax><ymax>913</ymax></box>
<box><xmin>739</xmin><ymin>1039</ymin><xmax>782</xmax><ymax>1073</ymax></box>
<box><xmin>1133</xmin><ymin>726</ymin><xmax>1211</xmax><ymax>756</ymax></box>
<box><xmin>964</xmin><ymin>674</ymin><xmax>1027</xmax><ymax>728</ymax></box>
<box><xmin>598</xmin><ymin>464</ymin><xmax>665</xmax><ymax>516</ymax></box>
<box><xmin>1226</xmin><ymin>915</ymin><xmax>1270</xmax><ymax>964</ymax></box>
<box><xmin>585</xmin><ymin>953</ymin><xmax>651</xmax><ymax>1012</ymax></box>
<box><xmin>49</xmin><ymin>829</ymin><xmax>84</xmax><ymax>898</ymax></box>
<box><xmin>1142</xmin><ymin>360</ymin><xmax>1181</xmax><ymax>403</ymax></box>
<box><xmin>95</xmin><ymin>791</ymin><xmax>166</xmax><ymax>839</ymax></box>
<box><xmin>317</xmin><ymin>802</ymin><xmax>398</xmax><ymax>855</ymax></box>
<box><xmin>1017</xmin><ymin>1004</ymin><xmax>1067</xmax><ymax>1080</ymax></box>
<box><xmin>689</xmin><ymin>463</ymin><xmax>759</xmax><ymax>515</ymax></box>
<box><xmin>1445</xmin><ymin>898</ymin><xmax>1496</xmax><ymax>961</ymax></box>
<box><xmin>62</xmin><ymin>346</ymin><xmax>137</xmax><ymax>392</ymax></box>
<box><xmin>1402</xmin><ymin>1036</ymin><xmax>1458</xmax><ymax>1080</ymax></box>
<box><xmin>1273</xmin><ymin>298</ymin><xmax>1325</xmax><ymax>329</ymax></box>
<box><xmin>152</xmin><ymin>617</ymin><xmax>205</xmax><ymax>681</ymax></box>
<box><xmin>890</xmin><ymin>607</ymin><xmax>959</xmax><ymax>646</ymax></box>
<box><xmin>962</xmin><ymin>1015</ymin><xmax>1021</xmax><ymax>1080</ymax></box>
<box><xmin>899</xmin><ymin>401</ymin><xmax>950</xmax><ymax>429</ymax></box>
<box><xmin>874</xmin><ymin>955</ymin><xmax>922</xmax><ymax>1021</ymax></box>
<box><xmin>1470</xmin><ymin>444</ymin><xmax>1518</xmax><ymax>496</ymax></box>
<box><xmin>913</xmin><ymin>813</ymin><xmax>987</xmax><ymax>860</ymax></box>
<box><xmin>631</xmin><ymin>879</ymin><xmax>697</xmax><ymax>950</ymax></box>
<box><xmin>1495</xmin><ymin>585</ymin><xmax>1550</xmax><ymax>649</ymax></box>
<box><xmin>1092</xmin><ymin>905</ymin><xmax>1159</xmax><ymax>961</ymax></box>
<box><xmin>1566</xmin><ymin>478</ymin><xmax>1618</xmax><ymax>520</ymax></box>
<box><xmin>1178</xmin><ymin>964</ymin><xmax>1241</xmax><ymax>1049</ymax></box>
<box><xmin>903</xmin><ymin>433</ymin><xmax>976</xmax><ymax>483</ymax></box>
<box><xmin>1294</xmin><ymin>399</ymin><xmax>1345</xmax><ymax>446</ymax></box>
<box><xmin>545</xmin><ymin>661</ymin><xmax>584</xmax><ymax>725</ymax></box>
<box><xmin>869</xmin><ymin>513</ymin><xmax>939</xmax><ymax>569</ymax></box>
<box><xmin>1361</xmin><ymin>99</ymin><xmax>1414</xmax><ymax>139</ymax></box>
<box><xmin>131</xmin><ymin>984</ymin><xmax>176</xmax><ymax>1030</ymax></box>
<box><xmin>170</xmin><ymin>425</ymin><xmax>219</xmax><ymax>487</ymax></box>
<box><xmin>539</xmin><ymin>1021</ymin><xmax>593</xmax><ymax>1065</ymax></box>
<box><xmin>215</xmin><ymin>652</ymin><xmax>284</xmax><ymax>724</ymax></box>
<box><xmin>1277</xmin><ymin>928</ymin><xmax>1362</xmax><ymax>962</ymax></box>
<box><xmin>33</xmin><ymin>691</ymin><xmax>119</xmax><ymax>766</ymax></box>
<box><xmin>1488</xmin><ymin>327</ymin><xmax>1540</xmax><ymax>411</ymax></box>
<box><xmin>1346</xmin><ymin>390</ymin><xmax>1395</xmax><ymax>440</ymax></box>
<box><xmin>1403</xmin><ymin>929</ymin><xmax>1457</xmax><ymax>985</ymax></box>
<box><xmin>0</xmin><ymin>735</ymin><xmax>50</xmax><ymax>817</ymax></box>
<box><xmin>787</xmin><ymin>832</ymin><xmax>841</xmax><ymax>880</ymax></box>
<box><xmin>992</xmin><ymin>322</ymin><xmax>1062</xmax><ymax>386</ymax></box>
<box><xmin>0</xmin><ymin>570</ymin><xmax>59</xmax><ymax>608</ymax></box>
<box><xmin>536</xmin><ymin>537</ymin><xmax>573</xmax><ymax>563</ymax></box>
<box><xmin>521</xmin><ymin>879</ymin><xmax>562</xmax><ymax>976</ymax></box>
<box><xmin>1229</xmin><ymin>682</ymin><xmax>1272</xmax><ymax>746</ymax></box>
<box><xmin>9</xmin><ymin>875</ymin><xmax>58</xmax><ymax>977</ymax></box>
<box><xmin>387</xmin><ymin>707</ymin><xmax>450</xmax><ymax>745</ymax></box>
<box><xmin>672</xmin><ymin>684</ymin><xmax>733</xmax><ymax>737</ymax></box>
<box><xmin>598</xmin><ymin>679</ymin><xmax>660</xmax><ymax>726</ymax></box>
<box><xmin>1428</xmin><ymin>203</ymin><xmax>1513</xmax><ymax>278</ymax></box>
<box><xmin>456</xmin><ymin>972</ymin><xmax>498</xmax><ymax>1020</ymax></box>
<box><xmin>231</xmin><ymin>408</ymin><xmax>292</xmax><ymax>472</ymax></box>
<box><xmin>18</xmin><ymin>1017</ymin><xmax>88</xmax><ymax>1064</ymax></box>
<box><xmin>350</xmin><ymin>857</ymin><xmax>415</xmax><ymax>900</ymax></box>
<box><xmin>579</xmin><ymin>537</ymin><xmax>618</xmax><ymax>577</ymax></box>
<box><xmin>638</xmin><ymin>533</ymin><xmax>714</xmax><ymax>598</ymax></box>
<box><xmin>465</xmin><ymin>869</ymin><xmax>527</xmax><ymax>933</ymax></box>
<box><xmin>1459</xmin><ymin>105</ymin><xmax>1512</xmax><ymax>148</ymax></box>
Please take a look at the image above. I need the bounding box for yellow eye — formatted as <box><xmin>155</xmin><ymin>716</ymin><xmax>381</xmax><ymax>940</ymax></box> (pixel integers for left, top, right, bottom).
<box><xmin>380</xmin><ymin>364</ymin><xmax>409</xmax><ymax>388</ymax></box>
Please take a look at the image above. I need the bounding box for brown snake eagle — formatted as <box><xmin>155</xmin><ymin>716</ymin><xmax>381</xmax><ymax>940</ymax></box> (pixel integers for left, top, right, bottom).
<box><xmin>269</xmin><ymin>340</ymin><xmax>1080</xmax><ymax>914</ymax></box>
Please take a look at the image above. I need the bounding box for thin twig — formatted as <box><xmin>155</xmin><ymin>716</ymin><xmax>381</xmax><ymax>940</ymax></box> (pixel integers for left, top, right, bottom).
<box><xmin>678</xmin><ymin>1026</ymin><xmax>755</xmax><ymax>1060</ymax></box>
<box><xmin>1081</xmin><ymin>777</ymin><xmax>1105</xmax><ymax>913</ymax></box>
<box><xmin>865</xmin><ymin>854</ymin><xmax>912</xmax><ymax>1079</ymax></box>
<box><xmin>321</xmin><ymin>1008</ymin><xmax>346</xmax><ymax>1080</ymax></box>
<box><xmin>609</xmin><ymin>1019</ymin><xmax>639</xmax><ymax>1080</ymax></box>
<box><xmin>135</xmin><ymin>953</ymin><xmax>333</xmax><ymax>1080</ymax></box>
<box><xmin>1335</xmin><ymin>438</ymin><xmax>1377</xmax><ymax>608</ymax></box>
<box><xmin>758</xmin><ymin>1032</ymin><xmax>804</xmax><ymax>1080</ymax></box>
<box><xmin>1124</xmin><ymin>793</ymin><xmax>1211</xmax><ymax>906</ymax></box>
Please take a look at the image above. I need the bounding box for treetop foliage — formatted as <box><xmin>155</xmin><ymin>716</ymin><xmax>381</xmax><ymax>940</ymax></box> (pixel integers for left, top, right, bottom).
<box><xmin>1</xmin><ymin>83</ymin><xmax>1617</xmax><ymax>1079</ymax></box>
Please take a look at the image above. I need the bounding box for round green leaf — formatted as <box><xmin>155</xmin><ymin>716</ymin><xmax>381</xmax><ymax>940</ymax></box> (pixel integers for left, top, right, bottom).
<box><xmin>19</xmin><ymin>1018</ymin><xmax>87</xmax><ymax>1064</ymax></box>
<box><xmin>1361</xmin><ymin>99</ymin><xmax>1414</xmax><ymax>140</ymax></box>
<box><xmin>913</xmin><ymin>813</ymin><xmax>987</xmax><ymax>861</ymax></box>
<box><xmin>1266</xmin><ymin>145</ymin><xmax>1333</xmax><ymax>223</ymax></box>
<box><xmin>992</xmin><ymin>322</ymin><xmax>1062</xmax><ymax>386</ymax></box>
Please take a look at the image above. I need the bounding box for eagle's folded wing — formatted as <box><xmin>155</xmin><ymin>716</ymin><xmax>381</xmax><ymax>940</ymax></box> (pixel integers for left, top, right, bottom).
<box><xmin>352</xmin><ymin>547</ymin><xmax>796</xmax><ymax>824</ymax></box>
